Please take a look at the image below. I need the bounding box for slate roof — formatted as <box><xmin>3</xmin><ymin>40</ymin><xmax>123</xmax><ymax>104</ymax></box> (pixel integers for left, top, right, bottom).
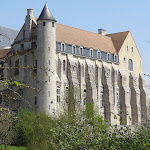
<box><xmin>107</xmin><ymin>31</ymin><xmax>129</xmax><ymax>53</ymax></box>
<box><xmin>56</xmin><ymin>23</ymin><xmax>116</xmax><ymax>54</ymax></box>
<box><xmin>0</xmin><ymin>26</ymin><xmax>19</xmax><ymax>47</ymax></box>
<box><xmin>38</xmin><ymin>3</ymin><xmax>56</xmax><ymax>21</ymax></box>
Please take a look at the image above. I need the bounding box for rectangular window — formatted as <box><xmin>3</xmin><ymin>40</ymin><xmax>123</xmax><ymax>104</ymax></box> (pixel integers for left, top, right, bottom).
<box><xmin>21</xmin><ymin>44</ymin><xmax>24</xmax><ymax>51</ymax></box>
<box><xmin>52</xmin><ymin>22</ymin><xmax>55</xmax><ymax>27</ymax></box>
<box><xmin>49</xmin><ymin>60</ymin><xmax>50</xmax><ymax>65</ymax></box>
<box><xmin>34</xmin><ymin>60</ymin><xmax>37</xmax><ymax>74</ymax></box>
<box><xmin>31</xmin><ymin>42</ymin><xmax>36</xmax><ymax>49</ymax></box>
<box><xmin>49</xmin><ymin>76</ymin><xmax>50</xmax><ymax>82</ymax></box>
<box><xmin>57</xmin><ymin>86</ymin><xmax>60</xmax><ymax>103</ymax></box>
<box><xmin>34</xmin><ymin>96</ymin><xmax>37</xmax><ymax>105</ymax></box>
<box><xmin>43</xmin><ymin>22</ymin><xmax>45</xmax><ymax>26</ymax></box>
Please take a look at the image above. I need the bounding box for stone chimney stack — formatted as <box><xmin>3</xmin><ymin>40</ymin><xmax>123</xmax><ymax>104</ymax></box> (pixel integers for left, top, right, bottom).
<box><xmin>27</xmin><ymin>9</ymin><xmax>33</xmax><ymax>15</ymax></box>
<box><xmin>98</xmin><ymin>29</ymin><xmax>106</xmax><ymax>35</ymax></box>
<box><xmin>25</xmin><ymin>9</ymin><xmax>34</xmax><ymax>39</ymax></box>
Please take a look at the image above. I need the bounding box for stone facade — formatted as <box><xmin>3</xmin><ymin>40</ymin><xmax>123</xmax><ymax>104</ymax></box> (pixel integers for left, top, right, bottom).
<box><xmin>0</xmin><ymin>4</ymin><xmax>148</xmax><ymax>125</ymax></box>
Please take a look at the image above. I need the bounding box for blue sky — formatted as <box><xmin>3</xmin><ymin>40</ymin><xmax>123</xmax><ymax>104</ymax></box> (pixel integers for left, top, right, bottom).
<box><xmin>1</xmin><ymin>0</ymin><xmax>150</xmax><ymax>97</ymax></box>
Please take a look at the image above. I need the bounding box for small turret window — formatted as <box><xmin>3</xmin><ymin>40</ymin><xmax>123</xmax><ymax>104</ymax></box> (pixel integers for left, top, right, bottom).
<box><xmin>43</xmin><ymin>22</ymin><xmax>45</xmax><ymax>26</ymax></box>
<box><xmin>52</xmin><ymin>22</ymin><xmax>55</xmax><ymax>27</ymax></box>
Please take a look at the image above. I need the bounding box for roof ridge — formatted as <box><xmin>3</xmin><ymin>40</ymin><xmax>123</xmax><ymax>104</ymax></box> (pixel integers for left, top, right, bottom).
<box><xmin>56</xmin><ymin>23</ymin><xmax>111</xmax><ymax>39</ymax></box>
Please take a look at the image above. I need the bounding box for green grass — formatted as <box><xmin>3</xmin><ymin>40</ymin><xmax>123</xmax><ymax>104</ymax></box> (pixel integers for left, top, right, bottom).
<box><xmin>0</xmin><ymin>145</ymin><xmax>26</xmax><ymax>150</ymax></box>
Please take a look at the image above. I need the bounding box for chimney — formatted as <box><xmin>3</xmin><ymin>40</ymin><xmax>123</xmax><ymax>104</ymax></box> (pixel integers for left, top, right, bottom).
<box><xmin>98</xmin><ymin>29</ymin><xmax>106</xmax><ymax>35</ymax></box>
<box><xmin>27</xmin><ymin>9</ymin><xmax>33</xmax><ymax>15</ymax></box>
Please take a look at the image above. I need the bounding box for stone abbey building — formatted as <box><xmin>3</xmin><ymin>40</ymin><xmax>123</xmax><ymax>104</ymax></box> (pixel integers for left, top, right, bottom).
<box><xmin>0</xmin><ymin>4</ymin><xmax>149</xmax><ymax>125</ymax></box>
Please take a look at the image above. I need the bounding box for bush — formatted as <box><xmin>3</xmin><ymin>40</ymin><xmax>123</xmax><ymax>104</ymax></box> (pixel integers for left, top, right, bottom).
<box><xmin>14</xmin><ymin>108</ymin><xmax>150</xmax><ymax>150</ymax></box>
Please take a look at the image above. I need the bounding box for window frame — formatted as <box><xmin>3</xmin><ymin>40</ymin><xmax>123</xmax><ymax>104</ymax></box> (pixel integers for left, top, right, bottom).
<box><xmin>90</xmin><ymin>48</ymin><xmax>93</xmax><ymax>57</ymax></box>
<box><xmin>97</xmin><ymin>49</ymin><xmax>101</xmax><ymax>59</ymax></box>
<box><xmin>72</xmin><ymin>44</ymin><xmax>76</xmax><ymax>54</ymax></box>
<box><xmin>61</xmin><ymin>42</ymin><xmax>66</xmax><ymax>52</ymax></box>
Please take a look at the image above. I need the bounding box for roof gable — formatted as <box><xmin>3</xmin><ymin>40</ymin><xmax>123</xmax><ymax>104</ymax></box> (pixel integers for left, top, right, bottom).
<box><xmin>107</xmin><ymin>31</ymin><xmax>129</xmax><ymax>53</ymax></box>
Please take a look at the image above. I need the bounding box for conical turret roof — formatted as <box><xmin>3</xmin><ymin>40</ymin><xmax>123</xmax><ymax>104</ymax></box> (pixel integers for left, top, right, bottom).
<box><xmin>37</xmin><ymin>3</ymin><xmax>56</xmax><ymax>21</ymax></box>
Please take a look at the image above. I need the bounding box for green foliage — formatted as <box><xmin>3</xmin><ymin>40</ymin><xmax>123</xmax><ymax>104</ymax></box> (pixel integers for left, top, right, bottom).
<box><xmin>0</xmin><ymin>145</ymin><xmax>26</xmax><ymax>150</ymax></box>
<box><xmin>0</xmin><ymin>108</ymin><xmax>16</xmax><ymax>149</ymax></box>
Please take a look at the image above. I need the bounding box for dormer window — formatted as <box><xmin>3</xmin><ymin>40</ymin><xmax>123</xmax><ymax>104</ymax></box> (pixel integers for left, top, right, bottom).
<box><xmin>72</xmin><ymin>44</ymin><xmax>76</xmax><ymax>54</ymax></box>
<box><xmin>114</xmin><ymin>53</ymin><xmax>117</xmax><ymax>62</ymax></box>
<box><xmin>90</xmin><ymin>49</ymin><xmax>93</xmax><ymax>57</ymax></box>
<box><xmin>97</xmin><ymin>50</ymin><xmax>101</xmax><ymax>59</ymax></box>
<box><xmin>107</xmin><ymin>52</ymin><xmax>110</xmax><ymax>61</ymax></box>
<box><xmin>79</xmin><ymin>47</ymin><xmax>83</xmax><ymax>56</ymax></box>
<box><xmin>61</xmin><ymin>43</ymin><xmax>65</xmax><ymax>52</ymax></box>
<box><xmin>43</xmin><ymin>22</ymin><xmax>45</xmax><ymax>26</ymax></box>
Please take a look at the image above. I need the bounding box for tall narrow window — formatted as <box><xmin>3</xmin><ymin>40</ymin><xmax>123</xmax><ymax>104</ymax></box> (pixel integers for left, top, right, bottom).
<box><xmin>127</xmin><ymin>46</ymin><xmax>129</xmax><ymax>51</ymax></box>
<box><xmin>43</xmin><ymin>22</ymin><xmax>45</xmax><ymax>26</ymax></box>
<box><xmin>114</xmin><ymin>54</ymin><xmax>117</xmax><ymax>62</ymax></box>
<box><xmin>63</xmin><ymin>60</ymin><xmax>66</xmax><ymax>73</ymax></box>
<box><xmin>79</xmin><ymin>47</ymin><xmax>83</xmax><ymax>55</ymax></box>
<box><xmin>15</xmin><ymin>59</ymin><xmax>19</xmax><ymax>75</ymax></box>
<box><xmin>31</xmin><ymin>42</ymin><xmax>36</xmax><ymax>49</ymax></box>
<box><xmin>90</xmin><ymin>49</ymin><xmax>93</xmax><ymax>57</ymax></box>
<box><xmin>107</xmin><ymin>53</ymin><xmax>110</xmax><ymax>61</ymax></box>
<box><xmin>100</xmin><ymin>91</ymin><xmax>104</xmax><ymax>107</ymax></box>
<box><xmin>34</xmin><ymin>60</ymin><xmax>37</xmax><ymax>74</ymax></box>
<box><xmin>34</xmin><ymin>96</ymin><xmax>37</xmax><ymax>105</ymax></box>
<box><xmin>72</xmin><ymin>45</ymin><xmax>76</xmax><ymax>54</ymax></box>
<box><xmin>57</xmin><ymin>86</ymin><xmax>60</xmax><ymax>103</ymax></box>
<box><xmin>49</xmin><ymin>60</ymin><xmax>50</xmax><ymax>65</ymax></box>
<box><xmin>23</xmin><ymin>30</ymin><xmax>25</xmax><ymax>39</ymax></box>
<box><xmin>97</xmin><ymin>50</ymin><xmax>101</xmax><ymax>59</ymax></box>
<box><xmin>61</xmin><ymin>43</ymin><xmax>65</xmax><ymax>52</ymax></box>
<box><xmin>20</xmin><ymin>44</ymin><xmax>24</xmax><ymax>51</ymax></box>
<box><xmin>128</xmin><ymin>59</ymin><xmax>133</xmax><ymax>71</ymax></box>
<box><xmin>131</xmin><ymin>47</ymin><xmax>134</xmax><ymax>52</ymax></box>
<box><xmin>52</xmin><ymin>22</ymin><xmax>55</xmax><ymax>27</ymax></box>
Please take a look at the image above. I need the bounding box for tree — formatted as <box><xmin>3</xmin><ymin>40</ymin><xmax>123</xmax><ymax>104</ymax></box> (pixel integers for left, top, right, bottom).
<box><xmin>0</xmin><ymin>108</ymin><xmax>16</xmax><ymax>150</ymax></box>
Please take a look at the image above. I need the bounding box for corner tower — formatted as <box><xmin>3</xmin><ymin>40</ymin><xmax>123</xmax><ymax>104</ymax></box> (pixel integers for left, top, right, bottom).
<box><xmin>37</xmin><ymin>3</ymin><xmax>56</xmax><ymax>115</ymax></box>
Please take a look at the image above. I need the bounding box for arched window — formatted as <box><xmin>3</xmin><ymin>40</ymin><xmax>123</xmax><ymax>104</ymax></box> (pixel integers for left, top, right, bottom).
<box><xmin>72</xmin><ymin>44</ymin><xmax>76</xmax><ymax>54</ymax></box>
<box><xmin>61</xmin><ymin>42</ymin><xmax>65</xmax><ymax>52</ymax></box>
<box><xmin>79</xmin><ymin>46</ymin><xmax>83</xmax><ymax>55</ymax></box>
<box><xmin>114</xmin><ymin>53</ymin><xmax>117</xmax><ymax>62</ymax></box>
<box><xmin>107</xmin><ymin>52</ymin><xmax>110</xmax><ymax>61</ymax></box>
<box><xmin>128</xmin><ymin>59</ymin><xmax>133</xmax><ymax>71</ymax></box>
<box><xmin>63</xmin><ymin>60</ymin><xmax>66</xmax><ymax>73</ymax></box>
<box><xmin>15</xmin><ymin>59</ymin><xmax>19</xmax><ymax>75</ymax></box>
<box><xmin>97</xmin><ymin>50</ymin><xmax>101</xmax><ymax>59</ymax></box>
<box><xmin>90</xmin><ymin>49</ymin><xmax>93</xmax><ymax>57</ymax></box>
